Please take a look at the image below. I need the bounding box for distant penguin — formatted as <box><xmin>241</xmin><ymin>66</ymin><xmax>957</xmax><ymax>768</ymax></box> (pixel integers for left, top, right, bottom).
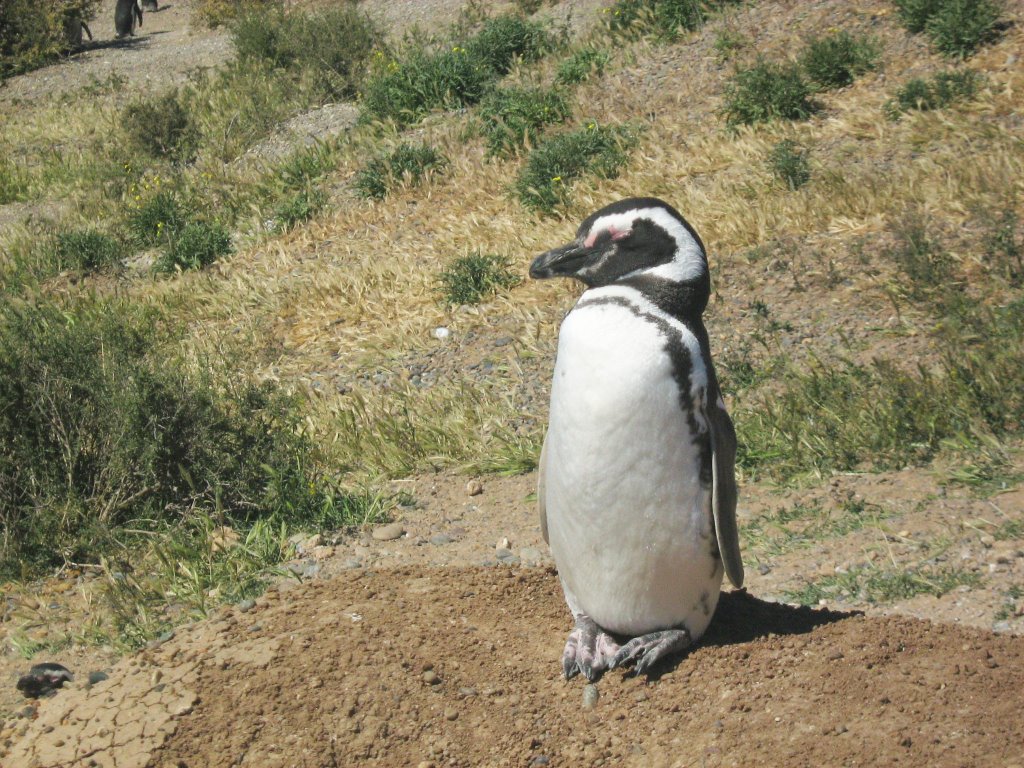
<box><xmin>531</xmin><ymin>197</ymin><xmax>743</xmax><ymax>681</ymax></box>
<box><xmin>114</xmin><ymin>0</ymin><xmax>143</xmax><ymax>39</ymax></box>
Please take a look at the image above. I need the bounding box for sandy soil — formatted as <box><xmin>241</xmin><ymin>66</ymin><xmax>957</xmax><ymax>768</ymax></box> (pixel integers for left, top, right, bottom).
<box><xmin>2</xmin><ymin>0</ymin><xmax>1024</xmax><ymax>766</ymax></box>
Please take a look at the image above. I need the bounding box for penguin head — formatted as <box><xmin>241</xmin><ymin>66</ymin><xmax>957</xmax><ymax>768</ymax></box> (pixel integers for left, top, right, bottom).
<box><xmin>529</xmin><ymin>197</ymin><xmax>707</xmax><ymax>289</ymax></box>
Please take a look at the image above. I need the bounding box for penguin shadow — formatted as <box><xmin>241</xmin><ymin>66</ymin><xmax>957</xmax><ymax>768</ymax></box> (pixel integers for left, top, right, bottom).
<box><xmin>641</xmin><ymin>590</ymin><xmax>860</xmax><ymax>681</ymax></box>
<box><xmin>76</xmin><ymin>30</ymin><xmax>166</xmax><ymax>54</ymax></box>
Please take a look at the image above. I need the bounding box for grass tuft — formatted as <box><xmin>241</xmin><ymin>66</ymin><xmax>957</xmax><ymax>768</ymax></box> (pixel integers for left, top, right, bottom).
<box><xmin>53</xmin><ymin>229</ymin><xmax>124</xmax><ymax>273</ymax></box>
<box><xmin>514</xmin><ymin>123</ymin><xmax>636</xmax><ymax>213</ymax></box>
<box><xmin>555</xmin><ymin>47</ymin><xmax>610</xmax><ymax>85</ymax></box>
<box><xmin>766</xmin><ymin>139</ymin><xmax>811</xmax><ymax>190</ymax></box>
<box><xmin>886</xmin><ymin>69</ymin><xmax>982</xmax><ymax>117</ymax></box>
<box><xmin>785</xmin><ymin>564</ymin><xmax>982</xmax><ymax>605</ymax></box>
<box><xmin>604</xmin><ymin>0</ymin><xmax>741</xmax><ymax>41</ymax></box>
<box><xmin>439</xmin><ymin>252</ymin><xmax>521</xmax><ymax>305</ymax></box>
<box><xmin>894</xmin><ymin>0</ymin><xmax>1002</xmax><ymax>58</ymax></box>
<box><xmin>155</xmin><ymin>220</ymin><xmax>232</xmax><ymax>272</ymax></box>
<box><xmin>798</xmin><ymin>30</ymin><xmax>878</xmax><ymax>90</ymax></box>
<box><xmin>721</xmin><ymin>59</ymin><xmax>817</xmax><ymax>126</ymax></box>
<box><xmin>122</xmin><ymin>90</ymin><xmax>199</xmax><ymax>162</ymax></box>
<box><xmin>353</xmin><ymin>143</ymin><xmax>447</xmax><ymax>200</ymax></box>
<box><xmin>478</xmin><ymin>85</ymin><xmax>571</xmax><ymax>158</ymax></box>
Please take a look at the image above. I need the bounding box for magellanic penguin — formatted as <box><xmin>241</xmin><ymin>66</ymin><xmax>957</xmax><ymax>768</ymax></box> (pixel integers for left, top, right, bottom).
<box><xmin>531</xmin><ymin>197</ymin><xmax>743</xmax><ymax>680</ymax></box>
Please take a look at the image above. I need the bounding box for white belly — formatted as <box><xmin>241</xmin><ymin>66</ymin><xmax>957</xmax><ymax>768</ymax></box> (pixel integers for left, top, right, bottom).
<box><xmin>545</xmin><ymin>293</ymin><xmax>723</xmax><ymax>637</ymax></box>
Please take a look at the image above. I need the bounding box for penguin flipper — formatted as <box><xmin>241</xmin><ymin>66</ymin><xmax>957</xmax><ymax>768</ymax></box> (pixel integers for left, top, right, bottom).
<box><xmin>537</xmin><ymin>432</ymin><xmax>549</xmax><ymax>545</ymax></box>
<box><xmin>703</xmin><ymin>386</ymin><xmax>743</xmax><ymax>588</ymax></box>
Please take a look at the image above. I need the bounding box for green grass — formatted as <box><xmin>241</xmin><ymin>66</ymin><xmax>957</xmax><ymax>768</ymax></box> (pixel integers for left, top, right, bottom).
<box><xmin>439</xmin><ymin>252</ymin><xmax>521</xmax><ymax>305</ymax></box>
<box><xmin>721</xmin><ymin>59</ymin><xmax>817</xmax><ymax>126</ymax></box>
<box><xmin>360</xmin><ymin>14</ymin><xmax>551</xmax><ymax>127</ymax></box>
<box><xmin>272</xmin><ymin>187</ymin><xmax>327</xmax><ymax>232</ymax></box>
<box><xmin>122</xmin><ymin>89</ymin><xmax>199</xmax><ymax>162</ymax></box>
<box><xmin>785</xmin><ymin>564</ymin><xmax>982</xmax><ymax>605</ymax></box>
<box><xmin>798</xmin><ymin>31</ymin><xmax>878</xmax><ymax>90</ymax></box>
<box><xmin>886</xmin><ymin>69</ymin><xmax>982</xmax><ymax>117</ymax></box>
<box><xmin>232</xmin><ymin>4</ymin><xmax>383</xmax><ymax>98</ymax></box>
<box><xmin>743</xmin><ymin>499</ymin><xmax>884</xmax><ymax>557</ymax></box>
<box><xmin>353</xmin><ymin>143</ymin><xmax>447</xmax><ymax>200</ymax></box>
<box><xmin>0</xmin><ymin>297</ymin><xmax>345</xmax><ymax>580</ymax></box>
<box><xmin>894</xmin><ymin>0</ymin><xmax>1002</xmax><ymax>58</ymax></box>
<box><xmin>514</xmin><ymin>122</ymin><xmax>637</xmax><ymax>213</ymax></box>
<box><xmin>0</xmin><ymin>157</ymin><xmax>31</xmax><ymax>203</ymax></box>
<box><xmin>766</xmin><ymin>139</ymin><xmax>811</xmax><ymax>190</ymax></box>
<box><xmin>156</xmin><ymin>220</ymin><xmax>233</xmax><ymax>272</ymax></box>
<box><xmin>478</xmin><ymin>85</ymin><xmax>571</xmax><ymax>157</ymax></box>
<box><xmin>981</xmin><ymin>208</ymin><xmax>1022</xmax><ymax>285</ymax></box>
<box><xmin>555</xmin><ymin>48</ymin><xmax>610</xmax><ymax>85</ymax></box>
<box><xmin>604</xmin><ymin>0</ymin><xmax>741</xmax><ymax>41</ymax></box>
<box><xmin>52</xmin><ymin>229</ymin><xmax>124</xmax><ymax>273</ymax></box>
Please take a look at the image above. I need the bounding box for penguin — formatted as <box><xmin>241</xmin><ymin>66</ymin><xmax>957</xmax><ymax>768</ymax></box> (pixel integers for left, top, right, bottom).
<box><xmin>530</xmin><ymin>197</ymin><xmax>743</xmax><ymax>680</ymax></box>
<box><xmin>17</xmin><ymin>663</ymin><xmax>74</xmax><ymax>698</ymax></box>
<box><xmin>114</xmin><ymin>0</ymin><xmax>143</xmax><ymax>39</ymax></box>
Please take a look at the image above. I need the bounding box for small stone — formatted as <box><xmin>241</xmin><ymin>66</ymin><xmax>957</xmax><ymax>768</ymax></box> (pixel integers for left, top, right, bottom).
<box><xmin>433</xmin><ymin>327</ymin><xmax>450</xmax><ymax>340</ymax></box>
<box><xmin>312</xmin><ymin>545</ymin><xmax>335</xmax><ymax>561</ymax></box>
<box><xmin>237</xmin><ymin>599</ymin><xmax>256</xmax><ymax>613</ymax></box>
<box><xmin>827</xmin><ymin>649</ymin><xmax>844</xmax><ymax>661</ymax></box>
<box><xmin>582</xmin><ymin>684</ymin><xmax>599</xmax><ymax>710</ymax></box>
<box><xmin>519</xmin><ymin>547</ymin><xmax>543</xmax><ymax>566</ymax></box>
<box><xmin>758</xmin><ymin>563</ymin><xmax>771</xmax><ymax>575</ymax></box>
<box><xmin>430</xmin><ymin>534</ymin><xmax>454</xmax><ymax>546</ymax></box>
<box><xmin>496</xmin><ymin>537</ymin><xmax>510</xmax><ymax>550</ymax></box>
<box><xmin>422</xmin><ymin>670</ymin><xmax>441</xmax><ymax>685</ymax></box>
<box><xmin>530</xmin><ymin>757</ymin><xmax>550</xmax><ymax>766</ymax></box>
<box><xmin>151</xmin><ymin>670</ymin><xmax>163</xmax><ymax>686</ymax></box>
<box><xmin>899</xmin><ymin>736</ymin><xmax>912</xmax><ymax>748</ymax></box>
<box><xmin>444</xmin><ymin>707</ymin><xmax>458</xmax><ymax>721</ymax></box>
<box><xmin>466</xmin><ymin>480</ymin><xmax>484</xmax><ymax>497</ymax></box>
<box><xmin>87</xmin><ymin>671</ymin><xmax>109</xmax><ymax>686</ymax></box>
<box><xmin>458</xmin><ymin>687</ymin><xmax>478</xmax><ymax>698</ymax></box>
<box><xmin>980</xmin><ymin>534</ymin><xmax>996</xmax><ymax>548</ymax></box>
<box><xmin>340</xmin><ymin>558</ymin><xmax>363</xmax><ymax>570</ymax></box>
<box><xmin>372</xmin><ymin>523</ymin><xmax>405</xmax><ymax>541</ymax></box>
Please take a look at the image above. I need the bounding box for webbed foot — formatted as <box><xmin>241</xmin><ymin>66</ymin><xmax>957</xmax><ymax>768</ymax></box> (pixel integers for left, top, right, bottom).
<box><xmin>562</xmin><ymin>614</ymin><xmax>620</xmax><ymax>681</ymax></box>
<box><xmin>610</xmin><ymin>628</ymin><xmax>692</xmax><ymax>675</ymax></box>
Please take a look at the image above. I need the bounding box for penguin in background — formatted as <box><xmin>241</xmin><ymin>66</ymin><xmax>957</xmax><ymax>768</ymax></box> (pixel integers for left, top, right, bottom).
<box><xmin>531</xmin><ymin>197</ymin><xmax>743</xmax><ymax>680</ymax></box>
<box><xmin>115</xmin><ymin>0</ymin><xmax>143</xmax><ymax>39</ymax></box>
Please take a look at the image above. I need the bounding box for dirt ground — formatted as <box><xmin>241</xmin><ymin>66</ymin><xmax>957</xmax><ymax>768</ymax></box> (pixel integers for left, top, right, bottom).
<box><xmin>3</xmin><ymin>0</ymin><xmax>1024</xmax><ymax>766</ymax></box>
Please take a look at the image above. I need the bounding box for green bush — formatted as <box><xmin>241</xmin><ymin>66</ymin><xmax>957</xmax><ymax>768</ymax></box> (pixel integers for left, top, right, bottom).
<box><xmin>126</xmin><ymin>189</ymin><xmax>190</xmax><ymax>248</ymax></box>
<box><xmin>232</xmin><ymin>4</ymin><xmax>383</xmax><ymax>97</ymax></box>
<box><xmin>514</xmin><ymin>123</ymin><xmax>636</xmax><ymax>213</ymax></box>
<box><xmin>353</xmin><ymin>143</ymin><xmax>447</xmax><ymax>200</ymax></box>
<box><xmin>359</xmin><ymin>14</ymin><xmax>551</xmax><ymax>127</ymax></box>
<box><xmin>53</xmin><ymin>229</ymin><xmax>124</xmax><ymax>272</ymax></box>
<box><xmin>156</xmin><ymin>220</ymin><xmax>232</xmax><ymax>272</ymax></box>
<box><xmin>122</xmin><ymin>90</ymin><xmax>199</xmax><ymax>162</ymax></box>
<box><xmin>555</xmin><ymin>48</ymin><xmax>610</xmax><ymax>85</ymax></box>
<box><xmin>0</xmin><ymin>0</ymin><xmax>102</xmax><ymax>78</ymax></box>
<box><xmin>193</xmin><ymin>0</ymin><xmax>278</xmax><ymax>28</ymax></box>
<box><xmin>886</xmin><ymin>69</ymin><xmax>981</xmax><ymax>116</ymax></box>
<box><xmin>0</xmin><ymin>298</ymin><xmax>340</xmax><ymax>578</ymax></box>
<box><xmin>462</xmin><ymin>14</ymin><xmax>551</xmax><ymax>74</ymax></box>
<box><xmin>721</xmin><ymin>60</ymin><xmax>817</xmax><ymax>126</ymax></box>
<box><xmin>479</xmin><ymin>85</ymin><xmax>571</xmax><ymax>157</ymax></box>
<box><xmin>799</xmin><ymin>31</ymin><xmax>878</xmax><ymax>89</ymax></box>
<box><xmin>272</xmin><ymin>187</ymin><xmax>326</xmax><ymax>232</ymax></box>
<box><xmin>893</xmin><ymin>0</ymin><xmax>1001</xmax><ymax>57</ymax></box>
<box><xmin>604</xmin><ymin>0</ymin><xmax>740</xmax><ymax>40</ymax></box>
<box><xmin>439</xmin><ymin>252</ymin><xmax>521</xmax><ymax>305</ymax></box>
<box><xmin>713</xmin><ymin>27</ymin><xmax>748</xmax><ymax>61</ymax></box>
<box><xmin>766</xmin><ymin>140</ymin><xmax>810</xmax><ymax>190</ymax></box>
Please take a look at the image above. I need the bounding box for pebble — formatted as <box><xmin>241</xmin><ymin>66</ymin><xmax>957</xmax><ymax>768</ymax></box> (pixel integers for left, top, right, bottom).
<box><xmin>430</xmin><ymin>534</ymin><xmax>454</xmax><ymax>546</ymax></box>
<box><xmin>372</xmin><ymin>523</ymin><xmax>406</xmax><ymax>541</ymax></box>
<box><xmin>519</xmin><ymin>547</ymin><xmax>543</xmax><ymax>566</ymax></box>
<box><xmin>758</xmin><ymin>563</ymin><xmax>771</xmax><ymax>575</ymax></box>
<box><xmin>466</xmin><ymin>479</ymin><xmax>484</xmax><ymax>497</ymax></box>
<box><xmin>87</xmin><ymin>671</ymin><xmax>109</xmax><ymax>686</ymax></box>
<box><xmin>496</xmin><ymin>549</ymin><xmax>520</xmax><ymax>565</ymax></box>
<box><xmin>422</xmin><ymin>670</ymin><xmax>441</xmax><ymax>685</ymax></box>
<box><xmin>340</xmin><ymin>558</ymin><xmax>363</xmax><ymax>569</ymax></box>
<box><xmin>433</xmin><ymin>326</ymin><xmax>451</xmax><ymax>340</ymax></box>
<box><xmin>530</xmin><ymin>756</ymin><xmax>550</xmax><ymax>766</ymax></box>
<box><xmin>827</xmin><ymin>649</ymin><xmax>844</xmax><ymax>661</ymax></box>
<box><xmin>237</xmin><ymin>599</ymin><xmax>256</xmax><ymax>613</ymax></box>
<box><xmin>582</xmin><ymin>684</ymin><xmax>599</xmax><ymax>709</ymax></box>
<box><xmin>496</xmin><ymin>537</ymin><xmax>510</xmax><ymax>550</ymax></box>
<box><xmin>444</xmin><ymin>707</ymin><xmax>459</xmax><ymax>721</ymax></box>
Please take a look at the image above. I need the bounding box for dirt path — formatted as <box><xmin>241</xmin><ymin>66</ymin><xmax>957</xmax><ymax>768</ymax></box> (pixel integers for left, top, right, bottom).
<box><xmin>5</xmin><ymin>567</ymin><xmax>1024</xmax><ymax>767</ymax></box>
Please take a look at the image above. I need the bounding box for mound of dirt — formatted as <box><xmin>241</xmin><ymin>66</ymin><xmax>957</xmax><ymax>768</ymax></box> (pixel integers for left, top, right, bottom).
<box><xmin>5</xmin><ymin>566</ymin><xmax>1022</xmax><ymax>767</ymax></box>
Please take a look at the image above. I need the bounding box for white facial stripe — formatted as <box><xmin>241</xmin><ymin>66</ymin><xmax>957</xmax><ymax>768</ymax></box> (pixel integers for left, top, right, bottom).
<box><xmin>587</xmin><ymin>206</ymin><xmax>706</xmax><ymax>280</ymax></box>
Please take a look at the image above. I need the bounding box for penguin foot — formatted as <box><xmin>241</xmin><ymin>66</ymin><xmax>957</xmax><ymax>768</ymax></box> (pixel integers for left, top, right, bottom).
<box><xmin>610</xmin><ymin>628</ymin><xmax>692</xmax><ymax>675</ymax></box>
<box><xmin>562</xmin><ymin>615</ymin><xmax>620</xmax><ymax>681</ymax></box>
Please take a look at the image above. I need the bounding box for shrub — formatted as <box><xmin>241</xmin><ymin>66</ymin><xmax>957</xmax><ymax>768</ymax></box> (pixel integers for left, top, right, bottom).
<box><xmin>359</xmin><ymin>14</ymin><xmax>550</xmax><ymax>127</ymax></box>
<box><xmin>555</xmin><ymin>47</ymin><xmax>610</xmax><ymax>85</ymax></box>
<box><xmin>353</xmin><ymin>143</ymin><xmax>447</xmax><ymax>200</ymax></box>
<box><xmin>605</xmin><ymin>0</ymin><xmax>740</xmax><ymax>40</ymax></box>
<box><xmin>232</xmin><ymin>4</ymin><xmax>383</xmax><ymax>98</ymax></box>
<box><xmin>713</xmin><ymin>27</ymin><xmax>747</xmax><ymax>61</ymax></box>
<box><xmin>462</xmin><ymin>14</ymin><xmax>551</xmax><ymax>74</ymax></box>
<box><xmin>272</xmin><ymin>187</ymin><xmax>326</xmax><ymax>232</ymax></box>
<box><xmin>886</xmin><ymin>69</ymin><xmax>981</xmax><ymax>116</ymax></box>
<box><xmin>122</xmin><ymin>89</ymin><xmax>199</xmax><ymax>162</ymax></box>
<box><xmin>478</xmin><ymin>86</ymin><xmax>571</xmax><ymax>157</ymax></box>
<box><xmin>126</xmin><ymin>188</ymin><xmax>190</xmax><ymax>248</ymax></box>
<box><xmin>156</xmin><ymin>220</ymin><xmax>232</xmax><ymax>272</ymax></box>
<box><xmin>439</xmin><ymin>252</ymin><xmax>521</xmax><ymax>305</ymax></box>
<box><xmin>893</xmin><ymin>0</ymin><xmax>1001</xmax><ymax>57</ymax></box>
<box><xmin>799</xmin><ymin>31</ymin><xmax>878</xmax><ymax>89</ymax></box>
<box><xmin>721</xmin><ymin>60</ymin><xmax>817</xmax><ymax>126</ymax></box>
<box><xmin>766</xmin><ymin>140</ymin><xmax>810</xmax><ymax>190</ymax></box>
<box><xmin>53</xmin><ymin>229</ymin><xmax>123</xmax><ymax>272</ymax></box>
<box><xmin>0</xmin><ymin>0</ymin><xmax>102</xmax><ymax>78</ymax></box>
<box><xmin>0</xmin><ymin>298</ymin><xmax>340</xmax><ymax>578</ymax></box>
<box><xmin>193</xmin><ymin>0</ymin><xmax>278</xmax><ymax>28</ymax></box>
<box><xmin>514</xmin><ymin>123</ymin><xmax>636</xmax><ymax>213</ymax></box>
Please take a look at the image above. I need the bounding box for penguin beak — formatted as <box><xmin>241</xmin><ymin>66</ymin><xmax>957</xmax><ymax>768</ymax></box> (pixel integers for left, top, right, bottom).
<box><xmin>529</xmin><ymin>239</ymin><xmax>591</xmax><ymax>280</ymax></box>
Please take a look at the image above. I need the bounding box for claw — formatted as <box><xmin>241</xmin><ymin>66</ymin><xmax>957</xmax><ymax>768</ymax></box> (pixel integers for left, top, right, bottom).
<box><xmin>610</xmin><ymin>628</ymin><xmax>691</xmax><ymax>675</ymax></box>
<box><xmin>562</xmin><ymin>615</ymin><xmax>620</xmax><ymax>681</ymax></box>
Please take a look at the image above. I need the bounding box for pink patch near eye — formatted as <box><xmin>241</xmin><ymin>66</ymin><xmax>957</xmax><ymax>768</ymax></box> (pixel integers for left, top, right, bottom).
<box><xmin>584</xmin><ymin>225</ymin><xmax>631</xmax><ymax>248</ymax></box>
